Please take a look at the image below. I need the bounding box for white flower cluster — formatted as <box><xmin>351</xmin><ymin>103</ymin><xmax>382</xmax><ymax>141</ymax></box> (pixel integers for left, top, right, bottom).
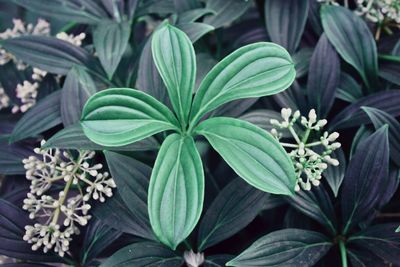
<box><xmin>0</xmin><ymin>87</ymin><xmax>10</xmax><ymax>110</ymax></box>
<box><xmin>0</xmin><ymin>19</ymin><xmax>86</xmax><ymax>113</ymax></box>
<box><xmin>184</xmin><ymin>250</ymin><xmax>205</xmax><ymax>267</ymax></box>
<box><xmin>356</xmin><ymin>0</ymin><xmax>400</xmax><ymax>24</ymax></box>
<box><xmin>22</xmin><ymin>140</ymin><xmax>116</xmax><ymax>257</ymax></box>
<box><xmin>271</xmin><ymin>109</ymin><xmax>341</xmax><ymax>191</ymax></box>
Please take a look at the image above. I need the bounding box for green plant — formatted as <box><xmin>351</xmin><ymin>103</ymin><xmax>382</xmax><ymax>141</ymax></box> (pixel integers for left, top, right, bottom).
<box><xmin>80</xmin><ymin>22</ymin><xmax>296</xmax><ymax>249</ymax></box>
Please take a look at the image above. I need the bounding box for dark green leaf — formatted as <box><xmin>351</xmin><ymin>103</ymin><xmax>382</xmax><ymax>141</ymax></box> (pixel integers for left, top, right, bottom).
<box><xmin>341</xmin><ymin>126</ymin><xmax>389</xmax><ymax>234</ymax></box>
<box><xmin>81</xmin><ymin>88</ymin><xmax>179</xmax><ymax>147</ymax></box>
<box><xmin>1</xmin><ymin>36</ymin><xmax>98</xmax><ymax>75</ymax></box>
<box><xmin>101</xmin><ymin>241</ymin><xmax>182</xmax><ymax>267</ymax></box>
<box><xmin>12</xmin><ymin>0</ymin><xmax>108</xmax><ymax>24</ymax></box>
<box><xmin>362</xmin><ymin>106</ymin><xmax>400</xmax><ymax>166</ymax></box>
<box><xmin>195</xmin><ymin>117</ymin><xmax>296</xmax><ymax>195</ymax></box>
<box><xmin>264</xmin><ymin>0</ymin><xmax>309</xmax><ymax>54</ymax></box>
<box><xmin>292</xmin><ymin>47</ymin><xmax>313</xmax><ymax>78</ymax></box>
<box><xmin>61</xmin><ymin>66</ymin><xmax>97</xmax><ymax>127</ymax></box>
<box><xmin>10</xmin><ymin>90</ymin><xmax>61</xmax><ymax>143</ymax></box>
<box><xmin>227</xmin><ymin>229</ymin><xmax>332</xmax><ymax>266</ymax></box>
<box><xmin>329</xmin><ymin>90</ymin><xmax>400</xmax><ymax>130</ymax></box>
<box><xmin>104</xmin><ymin>151</ymin><xmax>154</xmax><ymax>240</ymax></box>
<box><xmin>194</xmin><ymin>53</ymin><xmax>216</xmax><ymax>91</ymax></box>
<box><xmin>337</xmin><ymin>72</ymin><xmax>363</xmax><ymax>103</ymax></box>
<box><xmin>198</xmin><ymin>178</ymin><xmax>269</xmax><ymax>250</ymax></box>
<box><xmin>190</xmin><ymin>42</ymin><xmax>295</xmax><ymax>126</ymax></box>
<box><xmin>152</xmin><ymin>23</ymin><xmax>196</xmax><ymax>127</ymax></box>
<box><xmin>203</xmin><ymin>0</ymin><xmax>251</xmax><ymax>29</ymax></box>
<box><xmin>178</xmin><ymin>8</ymin><xmax>215</xmax><ymax>23</ymax></box>
<box><xmin>0</xmin><ymin>143</ymin><xmax>32</xmax><ymax>175</ymax></box>
<box><xmin>177</xmin><ymin>22</ymin><xmax>214</xmax><ymax>43</ymax></box>
<box><xmin>324</xmin><ymin>148</ymin><xmax>346</xmax><ymax>197</ymax></box>
<box><xmin>321</xmin><ymin>5</ymin><xmax>379</xmax><ymax>90</ymax></box>
<box><xmin>148</xmin><ymin>134</ymin><xmax>204</xmax><ymax>249</ymax></box>
<box><xmin>289</xmin><ymin>185</ymin><xmax>337</xmax><ymax>235</ymax></box>
<box><xmin>379</xmin><ymin>40</ymin><xmax>400</xmax><ymax>86</ymax></box>
<box><xmin>307</xmin><ymin>34</ymin><xmax>340</xmax><ymax>117</ymax></box>
<box><xmin>44</xmin><ymin>124</ymin><xmax>159</xmax><ymax>151</ymax></box>
<box><xmin>93</xmin><ymin>21</ymin><xmax>131</xmax><ymax>79</ymax></box>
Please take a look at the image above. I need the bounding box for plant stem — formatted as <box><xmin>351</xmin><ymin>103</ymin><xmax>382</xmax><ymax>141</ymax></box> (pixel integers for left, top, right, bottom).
<box><xmin>378</xmin><ymin>54</ymin><xmax>400</xmax><ymax>63</ymax></box>
<box><xmin>339</xmin><ymin>239</ymin><xmax>348</xmax><ymax>267</ymax></box>
<box><xmin>288</xmin><ymin>126</ymin><xmax>301</xmax><ymax>144</ymax></box>
<box><xmin>302</xmin><ymin>128</ymin><xmax>311</xmax><ymax>144</ymax></box>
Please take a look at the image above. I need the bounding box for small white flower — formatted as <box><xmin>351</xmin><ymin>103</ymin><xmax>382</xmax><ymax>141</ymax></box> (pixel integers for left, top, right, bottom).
<box><xmin>184</xmin><ymin>250</ymin><xmax>205</xmax><ymax>267</ymax></box>
<box><xmin>0</xmin><ymin>87</ymin><xmax>10</xmax><ymax>110</ymax></box>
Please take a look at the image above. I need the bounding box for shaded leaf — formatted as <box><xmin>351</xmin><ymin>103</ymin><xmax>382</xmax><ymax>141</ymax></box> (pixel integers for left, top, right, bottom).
<box><xmin>61</xmin><ymin>66</ymin><xmax>96</xmax><ymax>127</ymax></box>
<box><xmin>336</xmin><ymin>72</ymin><xmax>363</xmax><ymax>103</ymax></box>
<box><xmin>198</xmin><ymin>178</ymin><xmax>269</xmax><ymax>250</ymax></box>
<box><xmin>324</xmin><ymin>147</ymin><xmax>346</xmax><ymax>197</ymax></box>
<box><xmin>177</xmin><ymin>22</ymin><xmax>214</xmax><ymax>43</ymax></box>
<box><xmin>0</xmin><ymin>143</ymin><xmax>33</xmax><ymax>175</ymax></box>
<box><xmin>264</xmin><ymin>0</ymin><xmax>309</xmax><ymax>54</ymax></box>
<box><xmin>93</xmin><ymin>20</ymin><xmax>131</xmax><ymax>79</ymax></box>
<box><xmin>307</xmin><ymin>34</ymin><xmax>340</xmax><ymax>117</ymax></box>
<box><xmin>321</xmin><ymin>5</ymin><xmax>379</xmax><ymax>90</ymax></box>
<box><xmin>341</xmin><ymin>126</ymin><xmax>389</xmax><ymax>234</ymax></box>
<box><xmin>1</xmin><ymin>36</ymin><xmax>98</xmax><ymax>75</ymax></box>
<box><xmin>10</xmin><ymin>90</ymin><xmax>61</xmax><ymax>143</ymax></box>
<box><xmin>362</xmin><ymin>106</ymin><xmax>400</xmax><ymax>166</ymax></box>
<box><xmin>101</xmin><ymin>241</ymin><xmax>182</xmax><ymax>267</ymax></box>
<box><xmin>227</xmin><ymin>229</ymin><xmax>332</xmax><ymax>266</ymax></box>
<box><xmin>203</xmin><ymin>0</ymin><xmax>251</xmax><ymax>29</ymax></box>
<box><xmin>293</xmin><ymin>47</ymin><xmax>313</xmax><ymax>78</ymax></box>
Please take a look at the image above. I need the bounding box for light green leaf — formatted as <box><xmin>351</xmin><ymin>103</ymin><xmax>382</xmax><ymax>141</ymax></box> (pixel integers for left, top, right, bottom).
<box><xmin>148</xmin><ymin>134</ymin><xmax>204</xmax><ymax>250</ymax></box>
<box><xmin>195</xmin><ymin>117</ymin><xmax>296</xmax><ymax>195</ymax></box>
<box><xmin>190</xmin><ymin>42</ymin><xmax>295</xmax><ymax>126</ymax></box>
<box><xmin>81</xmin><ymin>88</ymin><xmax>179</xmax><ymax>147</ymax></box>
<box><xmin>321</xmin><ymin>5</ymin><xmax>379</xmax><ymax>90</ymax></box>
<box><xmin>93</xmin><ymin>21</ymin><xmax>131</xmax><ymax>79</ymax></box>
<box><xmin>152</xmin><ymin>23</ymin><xmax>196</xmax><ymax>128</ymax></box>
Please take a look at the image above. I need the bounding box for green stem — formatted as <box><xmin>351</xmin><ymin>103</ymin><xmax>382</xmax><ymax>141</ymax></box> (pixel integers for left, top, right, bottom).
<box><xmin>339</xmin><ymin>240</ymin><xmax>348</xmax><ymax>267</ymax></box>
<box><xmin>60</xmin><ymin>22</ymin><xmax>77</xmax><ymax>33</ymax></box>
<box><xmin>183</xmin><ymin>239</ymin><xmax>192</xmax><ymax>250</ymax></box>
<box><xmin>378</xmin><ymin>54</ymin><xmax>400</xmax><ymax>63</ymax></box>
<box><xmin>302</xmin><ymin>128</ymin><xmax>311</xmax><ymax>144</ymax></box>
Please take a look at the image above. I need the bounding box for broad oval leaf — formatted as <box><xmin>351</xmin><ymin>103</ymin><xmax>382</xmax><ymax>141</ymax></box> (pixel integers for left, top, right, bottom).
<box><xmin>104</xmin><ymin>151</ymin><xmax>155</xmax><ymax>240</ymax></box>
<box><xmin>227</xmin><ymin>229</ymin><xmax>332</xmax><ymax>266</ymax></box>
<box><xmin>307</xmin><ymin>34</ymin><xmax>340</xmax><ymax>118</ymax></box>
<box><xmin>61</xmin><ymin>66</ymin><xmax>97</xmax><ymax>127</ymax></box>
<box><xmin>148</xmin><ymin>134</ymin><xmax>204</xmax><ymax>249</ymax></box>
<box><xmin>197</xmin><ymin>178</ymin><xmax>269</xmax><ymax>251</ymax></box>
<box><xmin>0</xmin><ymin>143</ymin><xmax>33</xmax><ymax>175</ymax></box>
<box><xmin>177</xmin><ymin>22</ymin><xmax>214</xmax><ymax>43</ymax></box>
<box><xmin>10</xmin><ymin>90</ymin><xmax>62</xmax><ymax>143</ymax></box>
<box><xmin>195</xmin><ymin>117</ymin><xmax>296</xmax><ymax>195</ymax></box>
<box><xmin>1</xmin><ymin>36</ymin><xmax>98</xmax><ymax>75</ymax></box>
<box><xmin>363</xmin><ymin>107</ymin><xmax>400</xmax><ymax>166</ymax></box>
<box><xmin>337</xmin><ymin>72</ymin><xmax>363</xmax><ymax>103</ymax></box>
<box><xmin>81</xmin><ymin>88</ymin><xmax>180</xmax><ymax>147</ymax></box>
<box><xmin>12</xmin><ymin>0</ymin><xmax>108</xmax><ymax>24</ymax></box>
<box><xmin>341</xmin><ymin>126</ymin><xmax>389</xmax><ymax>234</ymax></box>
<box><xmin>321</xmin><ymin>5</ymin><xmax>379</xmax><ymax>90</ymax></box>
<box><xmin>93</xmin><ymin>21</ymin><xmax>131</xmax><ymax>79</ymax></box>
<box><xmin>264</xmin><ymin>0</ymin><xmax>309</xmax><ymax>54</ymax></box>
<box><xmin>329</xmin><ymin>90</ymin><xmax>400</xmax><ymax>130</ymax></box>
<box><xmin>190</xmin><ymin>42</ymin><xmax>295</xmax><ymax>126</ymax></box>
<box><xmin>101</xmin><ymin>241</ymin><xmax>182</xmax><ymax>267</ymax></box>
<box><xmin>293</xmin><ymin>47</ymin><xmax>313</xmax><ymax>78</ymax></box>
<box><xmin>44</xmin><ymin>124</ymin><xmax>159</xmax><ymax>151</ymax></box>
<box><xmin>152</xmin><ymin>23</ymin><xmax>196</xmax><ymax>127</ymax></box>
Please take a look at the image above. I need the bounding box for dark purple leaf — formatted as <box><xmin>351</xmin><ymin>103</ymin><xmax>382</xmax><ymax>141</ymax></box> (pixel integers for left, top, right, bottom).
<box><xmin>329</xmin><ymin>90</ymin><xmax>400</xmax><ymax>130</ymax></box>
<box><xmin>341</xmin><ymin>126</ymin><xmax>389</xmax><ymax>234</ymax></box>
<box><xmin>307</xmin><ymin>34</ymin><xmax>340</xmax><ymax>118</ymax></box>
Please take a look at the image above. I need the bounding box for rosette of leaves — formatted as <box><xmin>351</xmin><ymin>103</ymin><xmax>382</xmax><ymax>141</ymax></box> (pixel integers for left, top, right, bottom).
<box><xmin>80</xmin><ymin>22</ymin><xmax>297</xmax><ymax>249</ymax></box>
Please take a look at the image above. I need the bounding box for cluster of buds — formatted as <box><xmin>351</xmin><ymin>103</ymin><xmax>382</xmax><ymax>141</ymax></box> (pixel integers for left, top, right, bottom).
<box><xmin>355</xmin><ymin>0</ymin><xmax>400</xmax><ymax>24</ymax></box>
<box><xmin>184</xmin><ymin>250</ymin><xmax>205</xmax><ymax>267</ymax></box>
<box><xmin>22</xmin><ymin>140</ymin><xmax>116</xmax><ymax>257</ymax></box>
<box><xmin>271</xmin><ymin>109</ymin><xmax>341</xmax><ymax>191</ymax></box>
<box><xmin>0</xmin><ymin>19</ymin><xmax>86</xmax><ymax>113</ymax></box>
<box><xmin>0</xmin><ymin>87</ymin><xmax>10</xmax><ymax>110</ymax></box>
